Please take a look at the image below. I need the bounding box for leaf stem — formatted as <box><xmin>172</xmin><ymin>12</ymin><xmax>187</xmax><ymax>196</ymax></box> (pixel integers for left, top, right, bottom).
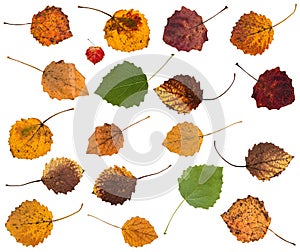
<box><xmin>190</xmin><ymin>6</ymin><xmax>228</xmax><ymax>29</ymax></box>
<box><xmin>87</xmin><ymin>214</ymin><xmax>121</xmax><ymax>229</ymax></box>
<box><xmin>87</xmin><ymin>38</ymin><xmax>95</xmax><ymax>46</ymax></box>
<box><xmin>122</xmin><ymin>115</ymin><xmax>150</xmax><ymax>132</ymax></box>
<box><xmin>52</xmin><ymin>203</ymin><xmax>83</xmax><ymax>222</ymax></box>
<box><xmin>273</xmin><ymin>4</ymin><xmax>297</xmax><ymax>28</ymax></box>
<box><xmin>235</xmin><ymin>63</ymin><xmax>258</xmax><ymax>82</ymax></box>
<box><xmin>268</xmin><ymin>228</ymin><xmax>296</xmax><ymax>246</ymax></box>
<box><xmin>148</xmin><ymin>54</ymin><xmax>175</xmax><ymax>81</ymax></box>
<box><xmin>4</xmin><ymin>22</ymin><xmax>31</xmax><ymax>25</ymax></box>
<box><xmin>213</xmin><ymin>141</ymin><xmax>246</xmax><ymax>167</ymax></box>
<box><xmin>203</xmin><ymin>121</ymin><xmax>242</xmax><ymax>137</ymax></box>
<box><xmin>78</xmin><ymin>6</ymin><xmax>113</xmax><ymax>18</ymax></box>
<box><xmin>42</xmin><ymin>108</ymin><xmax>74</xmax><ymax>124</ymax></box>
<box><xmin>6</xmin><ymin>179</ymin><xmax>42</xmax><ymax>187</ymax></box>
<box><xmin>204</xmin><ymin>73</ymin><xmax>236</xmax><ymax>100</ymax></box>
<box><xmin>7</xmin><ymin>56</ymin><xmax>43</xmax><ymax>72</ymax></box>
<box><xmin>138</xmin><ymin>164</ymin><xmax>172</xmax><ymax>180</ymax></box>
<box><xmin>164</xmin><ymin>199</ymin><xmax>185</xmax><ymax>234</ymax></box>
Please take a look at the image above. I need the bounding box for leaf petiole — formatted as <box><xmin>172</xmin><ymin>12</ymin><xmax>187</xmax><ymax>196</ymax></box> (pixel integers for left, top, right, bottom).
<box><xmin>268</xmin><ymin>228</ymin><xmax>296</xmax><ymax>246</ymax></box>
<box><xmin>87</xmin><ymin>214</ymin><xmax>121</xmax><ymax>229</ymax></box>
<box><xmin>164</xmin><ymin>199</ymin><xmax>185</xmax><ymax>234</ymax></box>
<box><xmin>7</xmin><ymin>56</ymin><xmax>43</xmax><ymax>72</ymax></box>
<box><xmin>138</xmin><ymin>164</ymin><xmax>172</xmax><ymax>180</ymax></box>
<box><xmin>272</xmin><ymin>4</ymin><xmax>297</xmax><ymax>28</ymax></box>
<box><xmin>52</xmin><ymin>203</ymin><xmax>83</xmax><ymax>222</ymax></box>
<box><xmin>148</xmin><ymin>54</ymin><xmax>175</xmax><ymax>81</ymax></box>
<box><xmin>202</xmin><ymin>121</ymin><xmax>242</xmax><ymax>137</ymax></box>
<box><xmin>6</xmin><ymin>179</ymin><xmax>42</xmax><ymax>187</ymax></box>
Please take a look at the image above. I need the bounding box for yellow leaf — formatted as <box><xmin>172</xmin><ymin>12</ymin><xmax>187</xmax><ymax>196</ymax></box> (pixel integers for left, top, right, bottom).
<box><xmin>163</xmin><ymin>122</ymin><xmax>203</xmax><ymax>156</ymax></box>
<box><xmin>5</xmin><ymin>200</ymin><xmax>53</xmax><ymax>247</ymax></box>
<box><xmin>122</xmin><ymin>216</ymin><xmax>158</xmax><ymax>247</ymax></box>
<box><xmin>104</xmin><ymin>9</ymin><xmax>150</xmax><ymax>52</ymax></box>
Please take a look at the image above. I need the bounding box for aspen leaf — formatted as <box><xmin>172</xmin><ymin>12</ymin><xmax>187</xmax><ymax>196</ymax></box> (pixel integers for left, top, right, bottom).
<box><xmin>88</xmin><ymin>215</ymin><xmax>158</xmax><ymax>247</ymax></box>
<box><xmin>93</xmin><ymin>165</ymin><xmax>171</xmax><ymax>205</ymax></box>
<box><xmin>86</xmin><ymin>46</ymin><xmax>105</xmax><ymax>64</ymax></box>
<box><xmin>214</xmin><ymin>141</ymin><xmax>294</xmax><ymax>181</ymax></box>
<box><xmin>5</xmin><ymin>200</ymin><xmax>83</xmax><ymax>247</ymax></box>
<box><xmin>231</xmin><ymin>5</ymin><xmax>297</xmax><ymax>55</ymax></box>
<box><xmin>94</xmin><ymin>61</ymin><xmax>148</xmax><ymax>108</ymax></box>
<box><xmin>8</xmin><ymin>108</ymin><xmax>73</xmax><ymax>159</ymax></box>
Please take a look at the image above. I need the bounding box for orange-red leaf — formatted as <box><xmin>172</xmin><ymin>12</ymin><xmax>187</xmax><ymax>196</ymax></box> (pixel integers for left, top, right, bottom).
<box><xmin>86</xmin><ymin>46</ymin><xmax>105</xmax><ymax>64</ymax></box>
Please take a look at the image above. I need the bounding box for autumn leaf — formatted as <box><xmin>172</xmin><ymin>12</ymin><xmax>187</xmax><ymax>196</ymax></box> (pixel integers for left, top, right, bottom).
<box><xmin>86</xmin><ymin>46</ymin><xmax>105</xmax><ymax>64</ymax></box>
<box><xmin>78</xmin><ymin>6</ymin><xmax>150</xmax><ymax>52</ymax></box>
<box><xmin>8</xmin><ymin>108</ymin><xmax>73</xmax><ymax>159</ymax></box>
<box><xmin>87</xmin><ymin>116</ymin><xmax>149</xmax><ymax>156</ymax></box>
<box><xmin>236</xmin><ymin>63</ymin><xmax>295</xmax><ymax>110</ymax></box>
<box><xmin>4</xmin><ymin>6</ymin><xmax>72</xmax><ymax>46</ymax></box>
<box><xmin>163</xmin><ymin>121</ymin><xmax>241</xmax><ymax>156</ymax></box>
<box><xmin>6</xmin><ymin>200</ymin><xmax>83</xmax><ymax>246</ymax></box>
<box><xmin>164</xmin><ymin>165</ymin><xmax>223</xmax><ymax>234</ymax></box>
<box><xmin>221</xmin><ymin>195</ymin><xmax>295</xmax><ymax>245</ymax></box>
<box><xmin>214</xmin><ymin>141</ymin><xmax>294</xmax><ymax>181</ymax></box>
<box><xmin>231</xmin><ymin>4</ymin><xmax>297</xmax><ymax>55</ymax></box>
<box><xmin>7</xmin><ymin>57</ymin><xmax>88</xmax><ymax>100</ymax></box>
<box><xmin>88</xmin><ymin>214</ymin><xmax>158</xmax><ymax>247</ymax></box>
<box><xmin>154</xmin><ymin>74</ymin><xmax>236</xmax><ymax>114</ymax></box>
<box><xmin>93</xmin><ymin>165</ymin><xmax>171</xmax><ymax>205</ymax></box>
<box><xmin>163</xmin><ymin>6</ymin><xmax>227</xmax><ymax>52</ymax></box>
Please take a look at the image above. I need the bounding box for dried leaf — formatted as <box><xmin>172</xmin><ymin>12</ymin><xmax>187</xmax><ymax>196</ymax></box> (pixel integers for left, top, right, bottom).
<box><xmin>9</xmin><ymin>118</ymin><xmax>53</xmax><ymax>159</ymax></box>
<box><xmin>163</xmin><ymin>122</ymin><xmax>203</xmax><ymax>156</ymax></box>
<box><xmin>42</xmin><ymin>157</ymin><xmax>84</xmax><ymax>194</ymax></box>
<box><xmin>93</xmin><ymin>166</ymin><xmax>137</xmax><ymax>205</ymax></box>
<box><xmin>31</xmin><ymin>6</ymin><xmax>72</xmax><ymax>46</ymax></box>
<box><xmin>86</xmin><ymin>123</ymin><xmax>124</xmax><ymax>156</ymax></box>
<box><xmin>122</xmin><ymin>216</ymin><xmax>158</xmax><ymax>247</ymax></box>
<box><xmin>154</xmin><ymin>75</ymin><xmax>203</xmax><ymax>113</ymax></box>
<box><xmin>42</xmin><ymin>60</ymin><xmax>88</xmax><ymax>100</ymax></box>
<box><xmin>104</xmin><ymin>9</ymin><xmax>150</xmax><ymax>52</ymax></box>
<box><xmin>246</xmin><ymin>142</ymin><xmax>293</xmax><ymax>180</ymax></box>
<box><xmin>86</xmin><ymin>46</ymin><xmax>105</xmax><ymax>64</ymax></box>
<box><xmin>221</xmin><ymin>195</ymin><xmax>271</xmax><ymax>243</ymax></box>
<box><xmin>94</xmin><ymin>61</ymin><xmax>148</xmax><ymax>108</ymax></box>
<box><xmin>163</xmin><ymin>6</ymin><xmax>208</xmax><ymax>52</ymax></box>
<box><xmin>5</xmin><ymin>199</ymin><xmax>53</xmax><ymax>246</ymax></box>
<box><xmin>252</xmin><ymin>67</ymin><xmax>295</xmax><ymax>110</ymax></box>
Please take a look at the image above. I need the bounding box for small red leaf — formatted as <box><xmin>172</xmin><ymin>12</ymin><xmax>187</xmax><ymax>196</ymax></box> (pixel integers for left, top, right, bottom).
<box><xmin>86</xmin><ymin>46</ymin><xmax>105</xmax><ymax>64</ymax></box>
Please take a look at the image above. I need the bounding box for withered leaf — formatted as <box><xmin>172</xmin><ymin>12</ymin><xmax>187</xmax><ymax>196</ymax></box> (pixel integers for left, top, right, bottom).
<box><xmin>252</xmin><ymin>67</ymin><xmax>295</xmax><ymax>110</ymax></box>
<box><xmin>42</xmin><ymin>157</ymin><xmax>84</xmax><ymax>194</ymax></box>
<box><xmin>221</xmin><ymin>195</ymin><xmax>271</xmax><ymax>243</ymax></box>
<box><xmin>31</xmin><ymin>6</ymin><xmax>72</xmax><ymax>46</ymax></box>
<box><xmin>122</xmin><ymin>216</ymin><xmax>158</xmax><ymax>247</ymax></box>
<box><xmin>246</xmin><ymin>142</ymin><xmax>293</xmax><ymax>181</ymax></box>
<box><xmin>154</xmin><ymin>75</ymin><xmax>203</xmax><ymax>113</ymax></box>
<box><xmin>42</xmin><ymin>60</ymin><xmax>88</xmax><ymax>100</ymax></box>
<box><xmin>93</xmin><ymin>166</ymin><xmax>137</xmax><ymax>205</ymax></box>
<box><xmin>86</xmin><ymin>123</ymin><xmax>124</xmax><ymax>156</ymax></box>
<box><xmin>163</xmin><ymin>6</ymin><xmax>208</xmax><ymax>52</ymax></box>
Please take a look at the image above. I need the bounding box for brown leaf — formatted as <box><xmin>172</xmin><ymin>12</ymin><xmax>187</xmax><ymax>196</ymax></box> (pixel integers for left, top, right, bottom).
<box><xmin>252</xmin><ymin>67</ymin><xmax>295</xmax><ymax>110</ymax></box>
<box><xmin>86</xmin><ymin>123</ymin><xmax>124</xmax><ymax>156</ymax></box>
<box><xmin>5</xmin><ymin>199</ymin><xmax>53</xmax><ymax>246</ymax></box>
<box><xmin>31</xmin><ymin>6</ymin><xmax>72</xmax><ymax>46</ymax></box>
<box><xmin>42</xmin><ymin>157</ymin><xmax>84</xmax><ymax>194</ymax></box>
<box><xmin>42</xmin><ymin>60</ymin><xmax>88</xmax><ymax>100</ymax></box>
<box><xmin>246</xmin><ymin>142</ymin><xmax>293</xmax><ymax>180</ymax></box>
<box><xmin>122</xmin><ymin>216</ymin><xmax>158</xmax><ymax>247</ymax></box>
<box><xmin>163</xmin><ymin>122</ymin><xmax>203</xmax><ymax>156</ymax></box>
<box><xmin>93</xmin><ymin>166</ymin><xmax>137</xmax><ymax>205</ymax></box>
<box><xmin>154</xmin><ymin>75</ymin><xmax>203</xmax><ymax>113</ymax></box>
<box><xmin>221</xmin><ymin>195</ymin><xmax>271</xmax><ymax>243</ymax></box>
<box><xmin>163</xmin><ymin>6</ymin><xmax>208</xmax><ymax>52</ymax></box>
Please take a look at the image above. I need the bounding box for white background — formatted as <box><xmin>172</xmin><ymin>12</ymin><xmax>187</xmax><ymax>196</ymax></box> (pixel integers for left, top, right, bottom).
<box><xmin>0</xmin><ymin>0</ymin><xmax>299</xmax><ymax>251</ymax></box>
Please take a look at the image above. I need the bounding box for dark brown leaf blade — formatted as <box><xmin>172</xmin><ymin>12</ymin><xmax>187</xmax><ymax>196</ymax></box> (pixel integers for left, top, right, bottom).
<box><xmin>93</xmin><ymin>166</ymin><xmax>137</xmax><ymax>205</ymax></box>
<box><xmin>246</xmin><ymin>142</ymin><xmax>293</xmax><ymax>181</ymax></box>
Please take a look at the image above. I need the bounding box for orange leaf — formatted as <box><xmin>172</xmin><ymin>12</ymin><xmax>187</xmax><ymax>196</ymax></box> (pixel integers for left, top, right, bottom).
<box><xmin>42</xmin><ymin>60</ymin><xmax>88</xmax><ymax>100</ymax></box>
<box><xmin>122</xmin><ymin>216</ymin><xmax>158</xmax><ymax>247</ymax></box>
<box><xmin>86</xmin><ymin>123</ymin><xmax>124</xmax><ymax>156</ymax></box>
<box><xmin>31</xmin><ymin>6</ymin><xmax>72</xmax><ymax>46</ymax></box>
<box><xmin>5</xmin><ymin>200</ymin><xmax>53</xmax><ymax>247</ymax></box>
<box><xmin>221</xmin><ymin>195</ymin><xmax>271</xmax><ymax>243</ymax></box>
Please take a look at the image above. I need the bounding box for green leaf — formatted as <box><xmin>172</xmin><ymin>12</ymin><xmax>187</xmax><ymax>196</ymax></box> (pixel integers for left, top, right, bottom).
<box><xmin>178</xmin><ymin>164</ymin><xmax>223</xmax><ymax>209</ymax></box>
<box><xmin>94</xmin><ymin>61</ymin><xmax>148</xmax><ymax>108</ymax></box>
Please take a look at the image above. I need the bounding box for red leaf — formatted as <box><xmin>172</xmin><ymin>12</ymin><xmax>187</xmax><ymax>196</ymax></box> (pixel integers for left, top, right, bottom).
<box><xmin>86</xmin><ymin>46</ymin><xmax>105</xmax><ymax>64</ymax></box>
<box><xmin>252</xmin><ymin>67</ymin><xmax>295</xmax><ymax>110</ymax></box>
